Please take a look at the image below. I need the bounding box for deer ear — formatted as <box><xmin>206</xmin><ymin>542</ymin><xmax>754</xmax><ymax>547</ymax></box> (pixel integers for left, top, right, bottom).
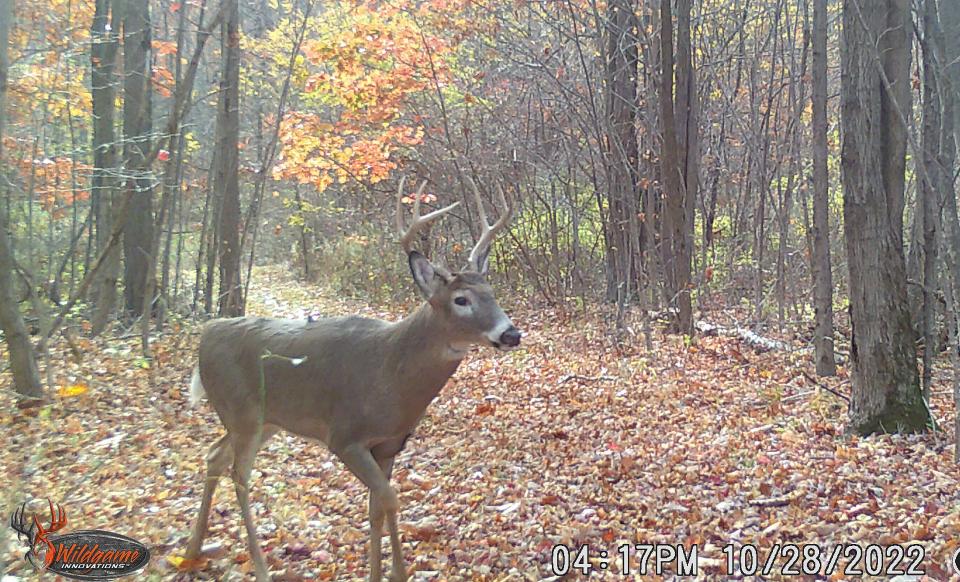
<box><xmin>409</xmin><ymin>251</ymin><xmax>450</xmax><ymax>298</ymax></box>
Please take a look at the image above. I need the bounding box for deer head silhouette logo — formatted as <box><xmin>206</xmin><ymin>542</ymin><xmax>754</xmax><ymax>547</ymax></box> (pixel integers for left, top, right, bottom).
<box><xmin>10</xmin><ymin>499</ymin><xmax>67</xmax><ymax>570</ymax></box>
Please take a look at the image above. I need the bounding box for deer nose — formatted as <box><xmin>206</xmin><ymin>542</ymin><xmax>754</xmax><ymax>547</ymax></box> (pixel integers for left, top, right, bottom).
<box><xmin>499</xmin><ymin>326</ymin><xmax>521</xmax><ymax>347</ymax></box>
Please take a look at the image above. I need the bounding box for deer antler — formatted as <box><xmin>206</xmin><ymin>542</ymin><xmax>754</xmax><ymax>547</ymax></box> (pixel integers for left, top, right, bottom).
<box><xmin>465</xmin><ymin>177</ymin><xmax>512</xmax><ymax>272</ymax></box>
<box><xmin>396</xmin><ymin>176</ymin><xmax>461</xmax><ymax>255</ymax></box>
<box><xmin>33</xmin><ymin>499</ymin><xmax>67</xmax><ymax>567</ymax></box>
<box><xmin>10</xmin><ymin>502</ymin><xmax>37</xmax><ymax>546</ymax></box>
<box><xmin>34</xmin><ymin>499</ymin><xmax>67</xmax><ymax>540</ymax></box>
<box><xmin>10</xmin><ymin>500</ymin><xmax>66</xmax><ymax>569</ymax></box>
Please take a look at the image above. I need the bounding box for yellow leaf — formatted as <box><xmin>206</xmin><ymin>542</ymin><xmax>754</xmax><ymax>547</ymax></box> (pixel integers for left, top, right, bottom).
<box><xmin>57</xmin><ymin>383</ymin><xmax>88</xmax><ymax>397</ymax></box>
<box><xmin>166</xmin><ymin>555</ymin><xmax>185</xmax><ymax>568</ymax></box>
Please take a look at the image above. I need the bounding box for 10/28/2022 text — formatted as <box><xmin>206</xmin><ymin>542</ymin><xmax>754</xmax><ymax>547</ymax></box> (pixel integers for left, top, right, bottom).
<box><xmin>549</xmin><ymin>543</ymin><xmax>928</xmax><ymax>576</ymax></box>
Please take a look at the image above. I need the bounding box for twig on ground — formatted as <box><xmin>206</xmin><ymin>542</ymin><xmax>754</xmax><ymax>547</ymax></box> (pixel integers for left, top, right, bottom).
<box><xmin>782</xmin><ymin>390</ymin><xmax>815</xmax><ymax>403</ymax></box>
<box><xmin>802</xmin><ymin>371</ymin><xmax>850</xmax><ymax>402</ymax></box>
<box><xmin>558</xmin><ymin>374</ymin><xmax>617</xmax><ymax>385</ymax></box>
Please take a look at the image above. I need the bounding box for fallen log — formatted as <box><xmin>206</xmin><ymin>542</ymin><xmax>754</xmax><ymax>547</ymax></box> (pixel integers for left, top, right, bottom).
<box><xmin>695</xmin><ymin>320</ymin><xmax>790</xmax><ymax>352</ymax></box>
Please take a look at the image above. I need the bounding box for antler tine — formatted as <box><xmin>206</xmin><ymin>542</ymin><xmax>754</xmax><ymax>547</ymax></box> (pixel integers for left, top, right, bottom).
<box><xmin>11</xmin><ymin>503</ymin><xmax>36</xmax><ymax>542</ymax></box>
<box><xmin>395</xmin><ymin>175</ymin><xmax>407</xmax><ymax>242</ymax></box>
<box><xmin>466</xmin><ymin>174</ymin><xmax>489</xmax><ymax>227</ymax></box>
<box><xmin>396</xmin><ymin>176</ymin><xmax>461</xmax><ymax>255</ymax></box>
<box><xmin>495</xmin><ymin>182</ymin><xmax>513</xmax><ymax>224</ymax></box>
<box><xmin>466</xmin><ymin>177</ymin><xmax>513</xmax><ymax>271</ymax></box>
<box><xmin>45</xmin><ymin>500</ymin><xmax>66</xmax><ymax>532</ymax></box>
<box><xmin>11</xmin><ymin>504</ymin><xmax>20</xmax><ymax>536</ymax></box>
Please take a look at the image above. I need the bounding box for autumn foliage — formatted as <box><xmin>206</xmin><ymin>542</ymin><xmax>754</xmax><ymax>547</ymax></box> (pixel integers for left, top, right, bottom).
<box><xmin>274</xmin><ymin>1</ymin><xmax>462</xmax><ymax>190</ymax></box>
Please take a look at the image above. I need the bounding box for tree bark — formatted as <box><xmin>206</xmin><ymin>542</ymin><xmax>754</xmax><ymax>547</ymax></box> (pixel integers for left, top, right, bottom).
<box><xmin>919</xmin><ymin>0</ymin><xmax>942</xmax><ymax>400</ymax></box>
<box><xmin>89</xmin><ymin>0</ymin><xmax>121</xmax><ymax>335</ymax></box>
<box><xmin>659</xmin><ymin>0</ymin><xmax>694</xmax><ymax>334</ymax></box>
<box><xmin>934</xmin><ymin>0</ymin><xmax>959</xmax><ymax>460</ymax></box>
<box><xmin>0</xmin><ymin>216</ymin><xmax>43</xmax><ymax>400</ymax></box>
<box><xmin>840</xmin><ymin>0</ymin><xmax>928</xmax><ymax>434</ymax></box>
<box><xmin>121</xmin><ymin>0</ymin><xmax>155</xmax><ymax>316</ymax></box>
<box><xmin>602</xmin><ymin>0</ymin><xmax>640</xmax><ymax>313</ymax></box>
<box><xmin>216</xmin><ymin>0</ymin><xmax>243</xmax><ymax>317</ymax></box>
<box><xmin>0</xmin><ymin>0</ymin><xmax>43</xmax><ymax>400</ymax></box>
<box><xmin>675</xmin><ymin>0</ymin><xmax>696</xmax><ymax>334</ymax></box>
<box><xmin>811</xmin><ymin>0</ymin><xmax>836</xmax><ymax>375</ymax></box>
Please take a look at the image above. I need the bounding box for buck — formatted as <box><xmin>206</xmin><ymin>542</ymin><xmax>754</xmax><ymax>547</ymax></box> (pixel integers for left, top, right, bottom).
<box><xmin>184</xmin><ymin>177</ymin><xmax>520</xmax><ymax>582</ymax></box>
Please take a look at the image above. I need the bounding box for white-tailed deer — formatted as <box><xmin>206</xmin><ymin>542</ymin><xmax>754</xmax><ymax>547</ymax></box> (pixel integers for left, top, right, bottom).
<box><xmin>184</xmin><ymin>176</ymin><xmax>519</xmax><ymax>581</ymax></box>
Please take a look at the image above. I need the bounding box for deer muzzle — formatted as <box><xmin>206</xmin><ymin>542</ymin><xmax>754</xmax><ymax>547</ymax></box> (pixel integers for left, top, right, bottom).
<box><xmin>499</xmin><ymin>325</ymin><xmax>522</xmax><ymax>348</ymax></box>
<box><xmin>485</xmin><ymin>316</ymin><xmax>522</xmax><ymax>351</ymax></box>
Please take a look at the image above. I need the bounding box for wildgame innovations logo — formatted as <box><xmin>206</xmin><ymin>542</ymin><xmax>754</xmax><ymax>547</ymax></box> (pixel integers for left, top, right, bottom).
<box><xmin>9</xmin><ymin>499</ymin><xmax>150</xmax><ymax>580</ymax></box>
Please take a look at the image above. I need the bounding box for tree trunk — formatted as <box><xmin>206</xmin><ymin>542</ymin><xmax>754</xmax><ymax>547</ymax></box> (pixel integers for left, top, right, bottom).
<box><xmin>0</xmin><ymin>0</ymin><xmax>43</xmax><ymax>400</ymax></box>
<box><xmin>840</xmin><ymin>0</ymin><xmax>928</xmax><ymax>434</ymax></box>
<box><xmin>945</xmin><ymin>0</ymin><xmax>960</xmax><ymax>152</ymax></box>
<box><xmin>216</xmin><ymin>0</ymin><xmax>243</xmax><ymax>317</ymax></box>
<box><xmin>89</xmin><ymin>0</ymin><xmax>121</xmax><ymax>335</ymax></box>
<box><xmin>811</xmin><ymin>0</ymin><xmax>836</xmax><ymax>375</ymax></box>
<box><xmin>602</xmin><ymin>0</ymin><xmax>640</xmax><ymax>312</ymax></box>
<box><xmin>934</xmin><ymin>0</ymin><xmax>959</xmax><ymax>460</ymax></box>
<box><xmin>919</xmin><ymin>0</ymin><xmax>942</xmax><ymax>400</ymax></box>
<box><xmin>121</xmin><ymin>0</ymin><xmax>154</xmax><ymax>317</ymax></box>
<box><xmin>659</xmin><ymin>0</ymin><xmax>694</xmax><ymax>335</ymax></box>
<box><xmin>675</xmin><ymin>0</ymin><xmax>696</xmax><ymax>334</ymax></box>
<box><xmin>0</xmin><ymin>217</ymin><xmax>43</xmax><ymax>400</ymax></box>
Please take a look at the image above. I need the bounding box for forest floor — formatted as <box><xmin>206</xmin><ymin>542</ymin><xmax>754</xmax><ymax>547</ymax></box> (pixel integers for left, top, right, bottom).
<box><xmin>2</xmin><ymin>266</ymin><xmax>960</xmax><ymax>581</ymax></box>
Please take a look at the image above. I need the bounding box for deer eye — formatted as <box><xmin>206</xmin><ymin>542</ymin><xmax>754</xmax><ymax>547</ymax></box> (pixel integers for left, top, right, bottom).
<box><xmin>454</xmin><ymin>296</ymin><xmax>469</xmax><ymax>307</ymax></box>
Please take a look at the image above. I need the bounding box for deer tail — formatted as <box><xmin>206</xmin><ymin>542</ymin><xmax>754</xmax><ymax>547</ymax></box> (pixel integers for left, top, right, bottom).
<box><xmin>189</xmin><ymin>366</ymin><xmax>206</xmax><ymax>405</ymax></box>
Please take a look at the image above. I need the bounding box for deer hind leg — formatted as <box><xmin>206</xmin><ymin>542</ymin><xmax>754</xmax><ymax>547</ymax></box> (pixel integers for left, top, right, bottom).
<box><xmin>334</xmin><ymin>444</ymin><xmax>407</xmax><ymax>582</ymax></box>
<box><xmin>231</xmin><ymin>426</ymin><xmax>279</xmax><ymax>582</ymax></box>
<box><xmin>186</xmin><ymin>433</ymin><xmax>234</xmax><ymax>559</ymax></box>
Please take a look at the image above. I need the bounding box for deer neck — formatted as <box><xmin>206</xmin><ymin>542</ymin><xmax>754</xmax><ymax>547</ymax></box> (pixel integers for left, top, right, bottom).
<box><xmin>387</xmin><ymin>302</ymin><xmax>465</xmax><ymax>402</ymax></box>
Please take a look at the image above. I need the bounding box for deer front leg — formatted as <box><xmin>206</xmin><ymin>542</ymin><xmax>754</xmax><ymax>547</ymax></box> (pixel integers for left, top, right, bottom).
<box><xmin>379</xmin><ymin>459</ymin><xmax>406</xmax><ymax>582</ymax></box>
<box><xmin>335</xmin><ymin>445</ymin><xmax>407</xmax><ymax>582</ymax></box>
<box><xmin>368</xmin><ymin>486</ymin><xmax>385</xmax><ymax>581</ymax></box>
<box><xmin>369</xmin><ymin>457</ymin><xmax>400</xmax><ymax>582</ymax></box>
